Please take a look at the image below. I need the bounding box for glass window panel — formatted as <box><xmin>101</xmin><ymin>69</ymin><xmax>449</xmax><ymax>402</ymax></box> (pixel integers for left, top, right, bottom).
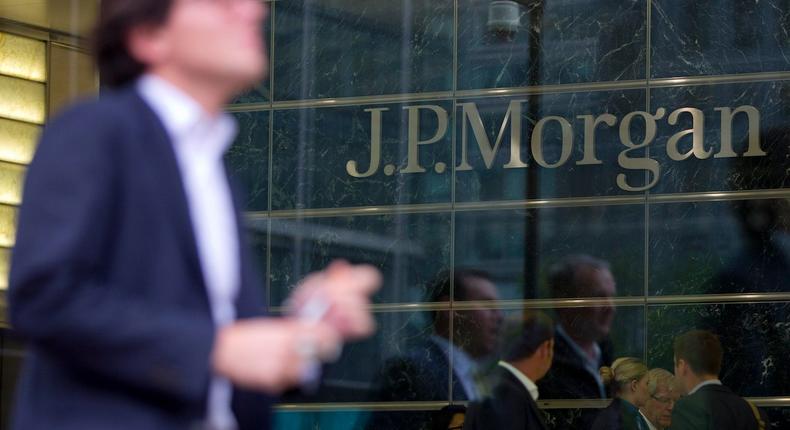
<box><xmin>0</xmin><ymin>117</ymin><xmax>39</xmax><ymax>164</ymax></box>
<box><xmin>648</xmin><ymin>303</ymin><xmax>790</xmax><ymax>397</ymax></box>
<box><xmin>0</xmin><ymin>75</ymin><xmax>46</xmax><ymax>125</ymax></box>
<box><xmin>650</xmin><ymin>199</ymin><xmax>790</xmax><ymax>296</ymax></box>
<box><xmin>274</xmin><ymin>410</ymin><xmax>438</xmax><ymax>430</ymax></box>
<box><xmin>651</xmin><ymin>0</ymin><xmax>790</xmax><ymax>77</ymax></box>
<box><xmin>0</xmin><ymin>205</ymin><xmax>18</xmax><ymax>248</ymax></box>
<box><xmin>0</xmin><ymin>32</ymin><xmax>46</xmax><ymax>82</ymax></box>
<box><xmin>269</xmin><ymin>213</ymin><xmax>451</xmax><ymax>306</ymax></box>
<box><xmin>0</xmin><ymin>162</ymin><xmax>25</xmax><ymax>206</ymax></box>
<box><xmin>280</xmin><ymin>311</ymin><xmax>449</xmax><ymax>405</ymax></box>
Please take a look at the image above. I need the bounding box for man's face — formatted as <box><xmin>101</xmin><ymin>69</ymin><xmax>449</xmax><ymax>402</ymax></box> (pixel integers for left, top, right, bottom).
<box><xmin>161</xmin><ymin>0</ymin><xmax>267</xmax><ymax>90</ymax></box>
<box><xmin>454</xmin><ymin>277</ymin><xmax>504</xmax><ymax>358</ymax></box>
<box><xmin>643</xmin><ymin>384</ymin><xmax>676</xmax><ymax>429</ymax></box>
<box><xmin>561</xmin><ymin>267</ymin><xmax>616</xmax><ymax>342</ymax></box>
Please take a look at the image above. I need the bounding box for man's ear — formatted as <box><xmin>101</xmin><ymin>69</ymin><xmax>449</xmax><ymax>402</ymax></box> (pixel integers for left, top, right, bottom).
<box><xmin>127</xmin><ymin>24</ymin><xmax>169</xmax><ymax>69</ymax></box>
<box><xmin>676</xmin><ymin>358</ymin><xmax>688</xmax><ymax>375</ymax></box>
<box><xmin>539</xmin><ymin>339</ymin><xmax>553</xmax><ymax>358</ymax></box>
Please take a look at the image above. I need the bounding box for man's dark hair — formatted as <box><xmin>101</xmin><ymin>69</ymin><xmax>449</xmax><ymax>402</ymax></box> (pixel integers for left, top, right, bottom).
<box><xmin>427</xmin><ymin>269</ymin><xmax>493</xmax><ymax>322</ymax></box>
<box><xmin>503</xmin><ymin>311</ymin><xmax>554</xmax><ymax>362</ymax></box>
<box><xmin>429</xmin><ymin>269</ymin><xmax>493</xmax><ymax>303</ymax></box>
<box><xmin>93</xmin><ymin>0</ymin><xmax>175</xmax><ymax>88</ymax></box>
<box><xmin>547</xmin><ymin>254</ymin><xmax>610</xmax><ymax>299</ymax></box>
<box><xmin>674</xmin><ymin>330</ymin><xmax>723</xmax><ymax>376</ymax></box>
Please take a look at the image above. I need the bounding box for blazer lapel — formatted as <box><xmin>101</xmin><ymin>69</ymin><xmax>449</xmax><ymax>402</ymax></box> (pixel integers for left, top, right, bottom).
<box><xmin>126</xmin><ymin>89</ymin><xmax>209</xmax><ymax>300</ymax></box>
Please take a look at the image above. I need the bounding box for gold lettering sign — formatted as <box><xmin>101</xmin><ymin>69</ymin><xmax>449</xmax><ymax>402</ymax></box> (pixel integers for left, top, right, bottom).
<box><xmin>345</xmin><ymin>104</ymin><xmax>765</xmax><ymax>192</ymax></box>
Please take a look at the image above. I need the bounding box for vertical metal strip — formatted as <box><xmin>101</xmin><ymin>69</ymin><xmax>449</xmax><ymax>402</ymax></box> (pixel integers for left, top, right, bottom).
<box><xmin>643</xmin><ymin>0</ymin><xmax>653</xmax><ymax>362</ymax></box>
<box><xmin>447</xmin><ymin>0</ymin><xmax>460</xmax><ymax>404</ymax></box>
<box><xmin>266</xmin><ymin>0</ymin><xmax>276</xmax><ymax>312</ymax></box>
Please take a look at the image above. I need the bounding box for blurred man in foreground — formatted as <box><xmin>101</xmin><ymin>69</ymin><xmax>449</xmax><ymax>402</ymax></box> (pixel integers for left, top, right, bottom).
<box><xmin>8</xmin><ymin>1</ymin><xmax>380</xmax><ymax>429</ymax></box>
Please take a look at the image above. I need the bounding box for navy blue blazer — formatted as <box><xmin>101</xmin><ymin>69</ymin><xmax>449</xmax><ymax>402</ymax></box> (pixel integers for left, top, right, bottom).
<box><xmin>670</xmin><ymin>384</ymin><xmax>767</xmax><ymax>430</ymax></box>
<box><xmin>464</xmin><ymin>368</ymin><xmax>548</xmax><ymax>430</ymax></box>
<box><xmin>591</xmin><ymin>398</ymin><xmax>649</xmax><ymax>430</ymax></box>
<box><xmin>9</xmin><ymin>86</ymin><xmax>273</xmax><ymax>430</ymax></box>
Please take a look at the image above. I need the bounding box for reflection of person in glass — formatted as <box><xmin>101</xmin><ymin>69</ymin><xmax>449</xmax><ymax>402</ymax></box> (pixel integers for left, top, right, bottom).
<box><xmin>374</xmin><ymin>269</ymin><xmax>503</xmax><ymax>403</ymax></box>
<box><xmin>671</xmin><ymin>330</ymin><xmax>767</xmax><ymax>430</ymax></box>
<box><xmin>367</xmin><ymin>270</ymin><xmax>502</xmax><ymax>430</ymax></box>
<box><xmin>639</xmin><ymin>368</ymin><xmax>679</xmax><ymax>430</ymax></box>
<box><xmin>463</xmin><ymin>311</ymin><xmax>554</xmax><ymax>430</ymax></box>
<box><xmin>591</xmin><ymin>357</ymin><xmax>651</xmax><ymax>430</ymax></box>
<box><xmin>537</xmin><ymin>255</ymin><xmax>616</xmax><ymax>428</ymax></box>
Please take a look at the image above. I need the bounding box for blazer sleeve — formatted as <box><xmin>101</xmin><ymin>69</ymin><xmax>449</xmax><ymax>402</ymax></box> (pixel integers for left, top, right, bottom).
<box><xmin>8</xmin><ymin>103</ymin><xmax>214</xmax><ymax>412</ymax></box>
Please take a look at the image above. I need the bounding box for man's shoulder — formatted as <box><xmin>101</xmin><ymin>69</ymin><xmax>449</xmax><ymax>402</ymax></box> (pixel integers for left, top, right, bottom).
<box><xmin>674</xmin><ymin>385</ymin><xmax>762</xmax><ymax>429</ymax></box>
<box><xmin>49</xmin><ymin>86</ymin><xmax>140</xmax><ymax>129</ymax></box>
<box><xmin>34</xmin><ymin>86</ymin><xmax>152</xmax><ymax>164</ymax></box>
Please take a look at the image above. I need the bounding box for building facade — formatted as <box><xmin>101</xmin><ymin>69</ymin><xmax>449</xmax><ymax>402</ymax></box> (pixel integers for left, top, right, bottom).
<box><xmin>0</xmin><ymin>0</ymin><xmax>788</xmax><ymax>428</ymax></box>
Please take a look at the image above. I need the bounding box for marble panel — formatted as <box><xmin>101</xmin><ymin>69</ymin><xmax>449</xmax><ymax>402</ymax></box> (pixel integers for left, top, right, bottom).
<box><xmin>273</xmin><ymin>0</ymin><xmax>453</xmax><ymax>100</ymax></box>
<box><xmin>649</xmin><ymin>81</ymin><xmax>789</xmax><ymax>194</ymax></box>
<box><xmin>227</xmin><ymin>111</ymin><xmax>270</xmax><ymax>212</ymax></box>
<box><xmin>271</xmin><ymin>101</ymin><xmax>452</xmax><ymax>209</ymax></box>
<box><xmin>647</xmin><ymin>303</ymin><xmax>790</xmax><ymax>397</ymax></box>
<box><xmin>454</xmin><ymin>90</ymin><xmax>648</xmax><ymax>202</ymax></box>
<box><xmin>454</xmin><ymin>205</ymin><xmax>646</xmax><ymax>300</ymax></box>
<box><xmin>652</xmin><ymin>0</ymin><xmax>790</xmax><ymax>77</ymax></box>
<box><xmin>458</xmin><ymin>0</ymin><xmax>646</xmax><ymax>90</ymax></box>
<box><xmin>281</xmin><ymin>311</ymin><xmax>450</xmax><ymax>405</ymax></box>
<box><xmin>649</xmin><ymin>200</ymin><xmax>790</xmax><ymax>296</ymax></box>
<box><xmin>268</xmin><ymin>212</ymin><xmax>451</xmax><ymax>306</ymax></box>
<box><xmin>274</xmin><ymin>409</ymin><xmax>437</xmax><ymax>430</ymax></box>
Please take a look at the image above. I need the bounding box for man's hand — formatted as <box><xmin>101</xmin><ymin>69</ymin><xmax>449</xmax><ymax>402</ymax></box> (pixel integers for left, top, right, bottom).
<box><xmin>212</xmin><ymin>318</ymin><xmax>340</xmax><ymax>393</ymax></box>
<box><xmin>287</xmin><ymin>261</ymin><xmax>382</xmax><ymax>341</ymax></box>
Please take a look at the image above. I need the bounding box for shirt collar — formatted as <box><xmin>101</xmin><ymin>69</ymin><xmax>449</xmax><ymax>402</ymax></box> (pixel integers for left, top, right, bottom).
<box><xmin>498</xmin><ymin>361</ymin><xmax>539</xmax><ymax>401</ymax></box>
<box><xmin>430</xmin><ymin>335</ymin><xmax>478</xmax><ymax>377</ymax></box>
<box><xmin>135</xmin><ymin>74</ymin><xmax>237</xmax><ymax>157</ymax></box>
<box><xmin>639</xmin><ymin>410</ymin><xmax>659</xmax><ymax>430</ymax></box>
<box><xmin>555</xmin><ymin>324</ymin><xmax>602</xmax><ymax>367</ymax></box>
<box><xmin>688</xmin><ymin>379</ymin><xmax>722</xmax><ymax>395</ymax></box>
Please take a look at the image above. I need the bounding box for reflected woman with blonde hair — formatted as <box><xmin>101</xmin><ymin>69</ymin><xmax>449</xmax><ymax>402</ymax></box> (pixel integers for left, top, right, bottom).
<box><xmin>591</xmin><ymin>357</ymin><xmax>651</xmax><ymax>430</ymax></box>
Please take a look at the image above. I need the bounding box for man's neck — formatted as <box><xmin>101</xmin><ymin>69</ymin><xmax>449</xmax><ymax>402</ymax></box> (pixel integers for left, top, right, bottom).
<box><xmin>149</xmin><ymin>69</ymin><xmax>234</xmax><ymax>117</ymax></box>
<box><xmin>685</xmin><ymin>374</ymin><xmax>720</xmax><ymax>394</ymax></box>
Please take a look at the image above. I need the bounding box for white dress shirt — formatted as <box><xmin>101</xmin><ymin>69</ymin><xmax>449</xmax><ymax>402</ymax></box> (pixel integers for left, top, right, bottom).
<box><xmin>430</xmin><ymin>335</ymin><xmax>481</xmax><ymax>400</ymax></box>
<box><xmin>137</xmin><ymin>75</ymin><xmax>240</xmax><ymax>430</ymax></box>
<box><xmin>555</xmin><ymin>324</ymin><xmax>606</xmax><ymax>397</ymax></box>
<box><xmin>498</xmin><ymin>361</ymin><xmax>539</xmax><ymax>401</ymax></box>
<box><xmin>639</xmin><ymin>410</ymin><xmax>659</xmax><ymax>430</ymax></box>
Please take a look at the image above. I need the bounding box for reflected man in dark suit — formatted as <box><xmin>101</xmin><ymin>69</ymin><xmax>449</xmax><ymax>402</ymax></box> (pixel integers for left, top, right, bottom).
<box><xmin>671</xmin><ymin>330</ymin><xmax>767</xmax><ymax>430</ymax></box>
<box><xmin>464</xmin><ymin>311</ymin><xmax>554</xmax><ymax>430</ymax></box>
<box><xmin>537</xmin><ymin>254</ymin><xmax>616</xmax><ymax>429</ymax></box>
<box><xmin>367</xmin><ymin>270</ymin><xmax>503</xmax><ymax>429</ymax></box>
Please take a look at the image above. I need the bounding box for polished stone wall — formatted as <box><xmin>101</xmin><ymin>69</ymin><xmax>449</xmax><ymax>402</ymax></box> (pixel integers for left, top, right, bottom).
<box><xmin>227</xmin><ymin>0</ymin><xmax>790</xmax><ymax>429</ymax></box>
